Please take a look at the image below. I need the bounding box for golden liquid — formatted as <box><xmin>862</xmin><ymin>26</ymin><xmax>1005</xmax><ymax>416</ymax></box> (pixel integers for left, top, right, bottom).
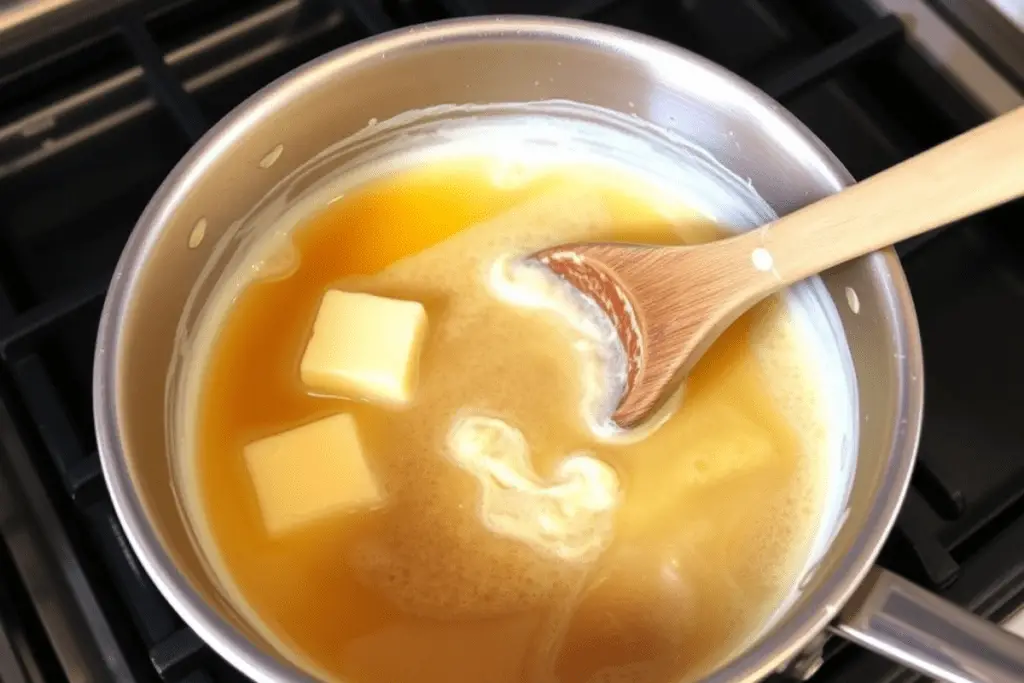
<box><xmin>193</xmin><ymin>157</ymin><xmax>825</xmax><ymax>683</ymax></box>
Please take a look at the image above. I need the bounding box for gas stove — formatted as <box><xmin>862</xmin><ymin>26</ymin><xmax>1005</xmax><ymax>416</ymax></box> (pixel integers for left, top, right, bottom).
<box><xmin>0</xmin><ymin>1</ymin><xmax>1022</xmax><ymax>682</ymax></box>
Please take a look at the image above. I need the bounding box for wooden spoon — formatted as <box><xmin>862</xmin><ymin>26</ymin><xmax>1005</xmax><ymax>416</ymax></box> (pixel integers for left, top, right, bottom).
<box><xmin>533</xmin><ymin>105</ymin><xmax>1024</xmax><ymax>429</ymax></box>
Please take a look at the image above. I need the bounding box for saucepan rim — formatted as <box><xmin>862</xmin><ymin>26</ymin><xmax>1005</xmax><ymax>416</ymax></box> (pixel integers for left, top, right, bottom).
<box><xmin>93</xmin><ymin>14</ymin><xmax>924</xmax><ymax>683</ymax></box>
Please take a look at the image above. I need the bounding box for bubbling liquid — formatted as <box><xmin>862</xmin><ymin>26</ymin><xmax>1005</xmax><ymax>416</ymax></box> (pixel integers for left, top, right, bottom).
<box><xmin>188</xmin><ymin>155</ymin><xmax>830</xmax><ymax>683</ymax></box>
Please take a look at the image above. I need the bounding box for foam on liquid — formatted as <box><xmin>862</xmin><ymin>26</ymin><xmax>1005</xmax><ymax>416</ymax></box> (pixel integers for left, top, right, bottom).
<box><xmin>326</xmin><ymin>182</ymin><xmax>644</xmax><ymax>622</ymax></box>
<box><xmin>180</xmin><ymin>124</ymin><xmax>846</xmax><ymax>683</ymax></box>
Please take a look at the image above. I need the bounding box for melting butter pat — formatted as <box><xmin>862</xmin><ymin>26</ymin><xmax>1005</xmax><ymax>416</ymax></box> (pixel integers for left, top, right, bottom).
<box><xmin>244</xmin><ymin>413</ymin><xmax>383</xmax><ymax>536</ymax></box>
<box><xmin>301</xmin><ymin>291</ymin><xmax>428</xmax><ymax>404</ymax></box>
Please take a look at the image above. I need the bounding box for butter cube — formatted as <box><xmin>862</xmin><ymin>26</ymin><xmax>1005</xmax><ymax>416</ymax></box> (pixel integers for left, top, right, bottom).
<box><xmin>244</xmin><ymin>413</ymin><xmax>383</xmax><ymax>536</ymax></box>
<box><xmin>300</xmin><ymin>290</ymin><xmax>427</xmax><ymax>404</ymax></box>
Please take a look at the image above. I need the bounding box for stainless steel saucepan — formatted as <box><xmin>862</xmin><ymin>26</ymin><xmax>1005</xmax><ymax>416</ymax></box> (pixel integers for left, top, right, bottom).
<box><xmin>93</xmin><ymin>16</ymin><xmax>1024</xmax><ymax>683</ymax></box>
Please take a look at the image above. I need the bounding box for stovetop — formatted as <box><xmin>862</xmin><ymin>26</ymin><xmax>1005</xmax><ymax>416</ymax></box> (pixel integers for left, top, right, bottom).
<box><xmin>0</xmin><ymin>1</ymin><xmax>1022</xmax><ymax>682</ymax></box>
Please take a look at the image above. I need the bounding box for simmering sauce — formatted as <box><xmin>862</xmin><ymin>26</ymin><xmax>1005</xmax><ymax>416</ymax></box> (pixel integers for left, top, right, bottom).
<box><xmin>190</xmin><ymin>156</ymin><xmax>827</xmax><ymax>683</ymax></box>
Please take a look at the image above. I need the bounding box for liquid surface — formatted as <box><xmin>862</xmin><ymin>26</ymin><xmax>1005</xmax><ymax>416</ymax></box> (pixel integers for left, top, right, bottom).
<box><xmin>192</xmin><ymin>157</ymin><xmax>827</xmax><ymax>683</ymax></box>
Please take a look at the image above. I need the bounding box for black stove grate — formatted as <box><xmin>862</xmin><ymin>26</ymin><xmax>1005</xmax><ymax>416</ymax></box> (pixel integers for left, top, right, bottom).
<box><xmin>0</xmin><ymin>1</ymin><xmax>1021</xmax><ymax>682</ymax></box>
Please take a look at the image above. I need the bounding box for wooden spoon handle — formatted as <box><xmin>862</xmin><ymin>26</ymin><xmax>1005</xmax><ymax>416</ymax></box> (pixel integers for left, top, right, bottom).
<box><xmin>734</xmin><ymin>105</ymin><xmax>1024</xmax><ymax>286</ymax></box>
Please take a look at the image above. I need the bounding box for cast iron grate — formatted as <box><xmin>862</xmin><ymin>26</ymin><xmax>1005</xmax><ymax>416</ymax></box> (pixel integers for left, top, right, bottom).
<box><xmin>0</xmin><ymin>1</ymin><xmax>1020</xmax><ymax>681</ymax></box>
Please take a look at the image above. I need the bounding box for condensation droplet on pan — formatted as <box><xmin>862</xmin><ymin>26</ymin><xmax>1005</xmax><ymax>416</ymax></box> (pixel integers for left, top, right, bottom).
<box><xmin>845</xmin><ymin>286</ymin><xmax>860</xmax><ymax>314</ymax></box>
<box><xmin>259</xmin><ymin>144</ymin><xmax>284</xmax><ymax>169</ymax></box>
<box><xmin>188</xmin><ymin>218</ymin><xmax>207</xmax><ymax>249</ymax></box>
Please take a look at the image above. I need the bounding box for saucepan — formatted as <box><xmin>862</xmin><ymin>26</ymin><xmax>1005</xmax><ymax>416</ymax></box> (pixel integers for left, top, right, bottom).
<box><xmin>93</xmin><ymin>15</ymin><xmax>1024</xmax><ymax>683</ymax></box>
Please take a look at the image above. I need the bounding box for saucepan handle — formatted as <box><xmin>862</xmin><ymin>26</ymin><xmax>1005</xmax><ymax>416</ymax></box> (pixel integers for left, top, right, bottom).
<box><xmin>830</xmin><ymin>566</ymin><xmax>1024</xmax><ymax>683</ymax></box>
